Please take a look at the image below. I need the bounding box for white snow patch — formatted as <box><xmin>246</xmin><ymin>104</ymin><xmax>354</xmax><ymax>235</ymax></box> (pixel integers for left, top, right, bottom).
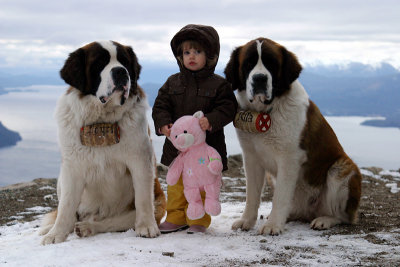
<box><xmin>385</xmin><ymin>183</ymin><xmax>399</xmax><ymax>193</ymax></box>
<box><xmin>39</xmin><ymin>186</ymin><xmax>55</xmax><ymax>190</ymax></box>
<box><xmin>379</xmin><ymin>170</ymin><xmax>400</xmax><ymax>179</ymax></box>
<box><xmin>1</xmin><ymin>202</ymin><xmax>399</xmax><ymax>266</ymax></box>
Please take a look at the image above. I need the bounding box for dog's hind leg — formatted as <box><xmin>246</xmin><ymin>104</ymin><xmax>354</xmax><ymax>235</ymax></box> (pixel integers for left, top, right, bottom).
<box><xmin>311</xmin><ymin>158</ymin><xmax>361</xmax><ymax>230</ymax></box>
<box><xmin>75</xmin><ymin>210</ymin><xmax>136</xmax><ymax>238</ymax></box>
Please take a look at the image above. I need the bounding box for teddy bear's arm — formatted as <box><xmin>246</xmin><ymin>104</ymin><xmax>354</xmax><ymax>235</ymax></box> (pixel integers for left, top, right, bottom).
<box><xmin>206</xmin><ymin>146</ymin><xmax>223</xmax><ymax>175</ymax></box>
<box><xmin>166</xmin><ymin>154</ymin><xmax>184</xmax><ymax>185</ymax></box>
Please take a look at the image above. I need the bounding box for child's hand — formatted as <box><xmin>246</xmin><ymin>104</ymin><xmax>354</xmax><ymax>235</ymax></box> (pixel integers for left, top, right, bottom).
<box><xmin>199</xmin><ymin>117</ymin><xmax>211</xmax><ymax>131</ymax></box>
<box><xmin>160</xmin><ymin>124</ymin><xmax>173</xmax><ymax>137</ymax></box>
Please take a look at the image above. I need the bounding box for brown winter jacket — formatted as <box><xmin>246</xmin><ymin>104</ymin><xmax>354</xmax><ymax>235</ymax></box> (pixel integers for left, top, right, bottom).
<box><xmin>152</xmin><ymin>24</ymin><xmax>238</xmax><ymax>171</ymax></box>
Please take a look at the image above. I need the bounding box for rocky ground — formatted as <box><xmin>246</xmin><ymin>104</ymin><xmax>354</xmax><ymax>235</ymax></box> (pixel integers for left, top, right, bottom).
<box><xmin>1</xmin><ymin>154</ymin><xmax>399</xmax><ymax>265</ymax></box>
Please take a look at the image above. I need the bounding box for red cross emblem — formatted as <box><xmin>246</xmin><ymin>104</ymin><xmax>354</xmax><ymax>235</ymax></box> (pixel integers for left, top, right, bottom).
<box><xmin>255</xmin><ymin>113</ymin><xmax>271</xmax><ymax>132</ymax></box>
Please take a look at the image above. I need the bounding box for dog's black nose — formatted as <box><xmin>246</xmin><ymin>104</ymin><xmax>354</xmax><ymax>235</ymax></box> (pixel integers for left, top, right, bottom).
<box><xmin>252</xmin><ymin>74</ymin><xmax>267</xmax><ymax>86</ymax></box>
<box><xmin>111</xmin><ymin>67</ymin><xmax>129</xmax><ymax>88</ymax></box>
<box><xmin>251</xmin><ymin>73</ymin><xmax>268</xmax><ymax>96</ymax></box>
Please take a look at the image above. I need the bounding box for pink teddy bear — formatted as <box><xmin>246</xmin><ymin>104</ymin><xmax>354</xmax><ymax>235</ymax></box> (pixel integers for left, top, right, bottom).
<box><xmin>166</xmin><ymin>111</ymin><xmax>223</xmax><ymax>220</ymax></box>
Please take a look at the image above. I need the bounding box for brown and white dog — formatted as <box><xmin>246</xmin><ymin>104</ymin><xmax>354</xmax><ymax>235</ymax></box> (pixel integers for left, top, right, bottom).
<box><xmin>224</xmin><ymin>38</ymin><xmax>361</xmax><ymax>235</ymax></box>
<box><xmin>39</xmin><ymin>41</ymin><xmax>166</xmax><ymax>244</ymax></box>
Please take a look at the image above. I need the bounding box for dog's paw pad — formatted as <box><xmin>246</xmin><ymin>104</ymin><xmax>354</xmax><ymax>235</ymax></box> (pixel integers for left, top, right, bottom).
<box><xmin>41</xmin><ymin>232</ymin><xmax>68</xmax><ymax>245</ymax></box>
<box><xmin>231</xmin><ymin>218</ymin><xmax>256</xmax><ymax>231</ymax></box>
<box><xmin>310</xmin><ymin>216</ymin><xmax>340</xmax><ymax>230</ymax></box>
<box><xmin>75</xmin><ymin>222</ymin><xmax>95</xmax><ymax>237</ymax></box>
<box><xmin>135</xmin><ymin>223</ymin><xmax>160</xmax><ymax>238</ymax></box>
<box><xmin>258</xmin><ymin>222</ymin><xmax>284</xmax><ymax>236</ymax></box>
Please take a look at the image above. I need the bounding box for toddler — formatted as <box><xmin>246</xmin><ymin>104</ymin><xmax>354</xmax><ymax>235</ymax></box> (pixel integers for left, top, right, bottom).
<box><xmin>152</xmin><ymin>24</ymin><xmax>237</xmax><ymax>233</ymax></box>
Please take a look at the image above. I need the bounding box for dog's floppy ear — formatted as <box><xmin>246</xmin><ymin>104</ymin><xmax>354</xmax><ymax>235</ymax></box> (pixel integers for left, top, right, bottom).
<box><xmin>279</xmin><ymin>46</ymin><xmax>302</xmax><ymax>91</ymax></box>
<box><xmin>224</xmin><ymin>46</ymin><xmax>242</xmax><ymax>91</ymax></box>
<box><xmin>60</xmin><ymin>48</ymin><xmax>86</xmax><ymax>91</ymax></box>
<box><xmin>126</xmin><ymin>46</ymin><xmax>142</xmax><ymax>94</ymax></box>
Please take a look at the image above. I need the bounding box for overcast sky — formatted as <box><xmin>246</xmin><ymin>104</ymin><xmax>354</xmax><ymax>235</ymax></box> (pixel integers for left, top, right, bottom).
<box><xmin>1</xmin><ymin>0</ymin><xmax>400</xmax><ymax>73</ymax></box>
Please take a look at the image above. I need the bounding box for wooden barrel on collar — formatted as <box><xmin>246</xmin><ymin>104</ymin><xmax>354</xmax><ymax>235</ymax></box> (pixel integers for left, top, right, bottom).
<box><xmin>80</xmin><ymin>122</ymin><xmax>120</xmax><ymax>146</ymax></box>
<box><xmin>233</xmin><ymin>110</ymin><xmax>271</xmax><ymax>133</ymax></box>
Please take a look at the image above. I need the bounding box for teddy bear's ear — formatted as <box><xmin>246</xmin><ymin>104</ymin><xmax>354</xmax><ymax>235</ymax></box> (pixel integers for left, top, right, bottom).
<box><xmin>193</xmin><ymin>111</ymin><xmax>204</xmax><ymax>119</ymax></box>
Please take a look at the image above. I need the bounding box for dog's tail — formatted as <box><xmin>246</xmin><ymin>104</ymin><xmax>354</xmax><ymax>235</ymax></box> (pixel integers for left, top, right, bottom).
<box><xmin>38</xmin><ymin>210</ymin><xmax>57</xmax><ymax>236</ymax></box>
<box><xmin>153</xmin><ymin>178</ymin><xmax>166</xmax><ymax>225</ymax></box>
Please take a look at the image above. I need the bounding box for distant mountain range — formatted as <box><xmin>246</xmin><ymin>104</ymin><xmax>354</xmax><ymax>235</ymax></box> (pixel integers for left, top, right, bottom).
<box><xmin>0</xmin><ymin>121</ymin><xmax>22</xmax><ymax>148</ymax></box>
<box><xmin>0</xmin><ymin>62</ymin><xmax>399</xmax><ymax>129</ymax></box>
<box><xmin>141</xmin><ymin>62</ymin><xmax>400</xmax><ymax>128</ymax></box>
<box><xmin>299</xmin><ymin>63</ymin><xmax>400</xmax><ymax>128</ymax></box>
<box><xmin>0</xmin><ymin>68</ymin><xmax>64</xmax><ymax>88</ymax></box>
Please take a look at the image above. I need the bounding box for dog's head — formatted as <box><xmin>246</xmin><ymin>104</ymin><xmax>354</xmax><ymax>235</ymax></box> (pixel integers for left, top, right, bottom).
<box><xmin>224</xmin><ymin>38</ymin><xmax>302</xmax><ymax>107</ymax></box>
<box><xmin>60</xmin><ymin>41</ymin><xmax>142</xmax><ymax>105</ymax></box>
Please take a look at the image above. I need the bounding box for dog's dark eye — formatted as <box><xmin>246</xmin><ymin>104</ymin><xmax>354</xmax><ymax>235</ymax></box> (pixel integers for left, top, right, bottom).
<box><xmin>175</xmin><ymin>135</ymin><xmax>177</xmax><ymax>139</ymax></box>
<box><xmin>184</xmin><ymin>130</ymin><xmax>187</xmax><ymax>133</ymax></box>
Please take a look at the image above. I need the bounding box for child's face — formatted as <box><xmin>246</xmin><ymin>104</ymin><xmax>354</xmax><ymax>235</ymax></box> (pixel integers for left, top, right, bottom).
<box><xmin>182</xmin><ymin>42</ymin><xmax>206</xmax><ymax>71</ymax></box>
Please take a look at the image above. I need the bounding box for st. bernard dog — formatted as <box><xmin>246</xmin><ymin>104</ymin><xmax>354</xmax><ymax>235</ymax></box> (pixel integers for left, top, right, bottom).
<box><xmin>39</xmin><ymin>41</ymin><xmax>166</xmax><ymax>245</ymax></box>
<box><xmin>224</xmin><ymin>38</ymin><xmax>362</xmax><ymax>235</ymax></box>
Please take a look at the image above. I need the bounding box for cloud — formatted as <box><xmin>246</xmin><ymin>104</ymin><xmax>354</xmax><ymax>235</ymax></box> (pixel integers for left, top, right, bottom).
<box><xmin>1</xmin><ymin>0</ymin><xmax>400</xmax><ymax>70</ymax></box>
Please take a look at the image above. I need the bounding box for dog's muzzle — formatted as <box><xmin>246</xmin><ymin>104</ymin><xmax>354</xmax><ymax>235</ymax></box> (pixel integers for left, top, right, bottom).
<box><xmin>249</xmin><ymin>74</ymin><xmax>273</xmax><ymax>104</ymax></box>
<box><xmin>112</xmin><ymin>67</ymin><xmax>130</xmax><ymax>105</ymax></box>
<box><xmin>99</xmin><ymin>67</ymin><xmax>130</xmax><ymax>105</ymax></box>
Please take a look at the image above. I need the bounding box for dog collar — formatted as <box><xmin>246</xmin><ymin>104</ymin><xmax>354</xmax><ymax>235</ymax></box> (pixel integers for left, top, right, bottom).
<box><xmin>80</xmin><ymin>122</ymin><xmax>120</xmax><ymax>146</ymax></box>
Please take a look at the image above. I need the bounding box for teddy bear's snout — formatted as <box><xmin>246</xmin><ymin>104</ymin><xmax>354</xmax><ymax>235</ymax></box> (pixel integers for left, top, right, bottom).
<box><xmin>175</xmin><ymin>133</ymin><xmax>194</xmax><ymax>149</ymax></box>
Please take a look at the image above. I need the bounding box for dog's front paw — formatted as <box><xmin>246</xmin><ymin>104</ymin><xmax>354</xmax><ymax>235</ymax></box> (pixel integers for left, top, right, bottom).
<box><xmin>310</xmin><ymin>216</ymin><xmax>340</xmax><ymax>230</ymax></box>
<box><xmin>75</xmin><ymin>221</ymin><xmax>96</xmax><ymax>237</ymax></box>
<box><xmin>258</xmin><ymin>221</ymin><xmax>285</xmax><ymax>236</ymax></box>
<box><xmin>135</xmin><ymin>221</ymin><xmax>160</xmax><ymax>238</ymax></box>
<box><xmin>231</xmin><ymin>217</ymin><xmax>256</xmax><ymax>231</ymax></box>
<box><xmin>41</xmin><ymin>231</ymin><xmax>68</xmax><ymax>245</ymax></box>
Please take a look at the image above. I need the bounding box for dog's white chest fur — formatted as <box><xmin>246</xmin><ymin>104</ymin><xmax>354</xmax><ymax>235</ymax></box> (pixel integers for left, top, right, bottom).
<box><xmin>236</xmin><ymin>80</ymin><xmax>309</xmax><ymax>174</ymax></box>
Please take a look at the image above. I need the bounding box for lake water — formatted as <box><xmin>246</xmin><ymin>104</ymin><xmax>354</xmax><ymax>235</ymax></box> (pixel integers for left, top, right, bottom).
<box><xmin>0</xmin><ymin>85</ymin><xmax>399</xmax><ymax>186</ymax></box>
